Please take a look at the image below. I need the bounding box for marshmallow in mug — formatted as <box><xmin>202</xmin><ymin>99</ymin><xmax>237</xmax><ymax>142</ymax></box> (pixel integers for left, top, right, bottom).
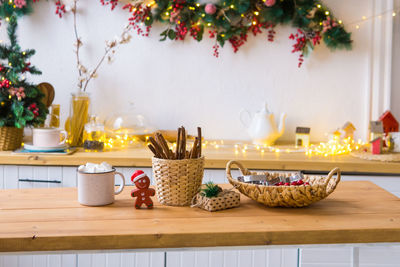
<box><xmin>78</xmin><ymin>162</ymin><xmax>113</xmax><ymax>173</ymax></box>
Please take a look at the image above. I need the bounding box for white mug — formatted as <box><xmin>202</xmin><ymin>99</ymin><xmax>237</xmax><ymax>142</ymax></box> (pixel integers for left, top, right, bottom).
<box><xmin>33</xmin><ymin>127</ymin><xmax>68</xmax><ymax>147</ymax></box>
<box><xmin>77</xmin><ymin>168</ymin><xmax>125</xmax><ymax>206</ymax></box>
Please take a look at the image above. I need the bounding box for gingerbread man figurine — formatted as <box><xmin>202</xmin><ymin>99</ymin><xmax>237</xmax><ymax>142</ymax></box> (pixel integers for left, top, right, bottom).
<box><xmin>131</xmin><ymin>170</ymin><xmax>155</xmax><ymax>209</ymax></box>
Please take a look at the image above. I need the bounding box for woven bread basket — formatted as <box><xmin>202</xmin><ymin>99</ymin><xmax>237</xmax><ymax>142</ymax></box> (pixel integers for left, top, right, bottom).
<box><xmin>0</xmin><ymin>127</ymin><xmax>23</xmax><ymax>151</ymax></box>
<box><xmin>152</xmin><ymin>156</ymin><xmax>204</xmax><ymax>206</ymax></box>
<box><xmin>226</xmin><ymin>160</ymin><xmax>341</xmax><ymax>207</ymax></box>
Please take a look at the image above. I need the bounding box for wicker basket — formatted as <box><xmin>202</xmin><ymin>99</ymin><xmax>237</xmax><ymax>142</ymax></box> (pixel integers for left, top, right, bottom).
<box><xmin>152</xmin><ymin>156</ymin><xmax>204</xmax><ymax>206</ymax></box>
<box><xmin>226</xmin><ymin>160</ymin><xmax>341</xmax><ymax>207</ymax></box>
<box><xmin>192</xmin><ymin>190</ymin><xmax>240</xmax><ymax>212</ymax></box>
<box><xmin>0</xmin><ymin>127</ymin><xmax>23</xmax><ymax>151</ymax></box>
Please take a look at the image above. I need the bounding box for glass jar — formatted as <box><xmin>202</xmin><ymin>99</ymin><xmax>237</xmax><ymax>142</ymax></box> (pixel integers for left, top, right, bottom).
<box><xmin>83</xmin><ymin>115</ymin><xmax>106</xmax><ymax>152</ymax></box>
<box><xmin>65</xmin><ymin>91</ymin><xmax>90</xmax><ymax>147</ymax></box>
<box><xmin>104</xmin><ymin>103</ymin><xmax>154</xmax><ymax>149</ymax></box>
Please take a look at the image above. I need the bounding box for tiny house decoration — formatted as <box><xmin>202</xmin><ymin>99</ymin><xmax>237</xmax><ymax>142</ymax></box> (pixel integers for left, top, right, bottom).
<box><xmin>369</xmin><ymin>121</ymin><xmax>384</xmax><ymax>142</ymax></box>
<box><xmin>192</xmin><ymin>182</ymin><xmax>240</xmax><ymax>212</ymax></box>
<box><xmin>379</xmin><ymin>111</ymin><xmax>399</xmax><ymax>135</ymax></box>
<box><xmin>329</xmin><ymin>129</ymin><xmax>341</xmax><ymax>141</ymax></box>
<box><xmin>131</xmin><ymin>170</ymin><xmax>156</xmax><ymax>209</ymax></box>
<box><xmin>370</xmin><ymin>137</ymin><xmax>383</xmax><ymax>155</ymax></box>
<box><xmin>0</xmin><ymin>2</ymin><xmax>48</xmax><ymax>150</ymax></box>
<box><xmin>341</xmin><ymin>122</ymin><xmax>356</xmax><ymax>139</ymax></box>
<box><xmin>102</xmin><ymin>0</ymin><xmax>352</xmax><ymax>66</ymax></box>
<box><xmin>295</xmin><ymin>127</ymin><xmax>310</xmax><ymax>147</ymax></box>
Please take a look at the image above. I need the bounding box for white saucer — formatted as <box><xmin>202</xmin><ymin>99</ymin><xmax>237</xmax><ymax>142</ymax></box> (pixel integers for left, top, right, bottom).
<box><xmin>24</xmin><ymin>143</ymin><xmax>68</xmax><ymax>152</ymax></box>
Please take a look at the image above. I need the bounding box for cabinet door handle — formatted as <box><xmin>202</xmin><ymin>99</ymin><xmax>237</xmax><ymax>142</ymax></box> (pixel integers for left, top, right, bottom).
<box><xmin>19</xmin><ymin>178</ymin><xmax>61</xmax><ymax>184</ymax></box>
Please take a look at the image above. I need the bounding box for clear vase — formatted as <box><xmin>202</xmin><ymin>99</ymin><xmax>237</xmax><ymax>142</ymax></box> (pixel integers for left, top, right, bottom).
<box><xmin>65</xmin><ymin>91</ymin><xmax>90</xmax><ymax>147</ymax></box>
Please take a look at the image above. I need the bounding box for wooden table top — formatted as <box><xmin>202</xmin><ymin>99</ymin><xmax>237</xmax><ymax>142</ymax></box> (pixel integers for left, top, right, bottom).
<box><xmin>4</xmin><ymin>144</ymin><xmax>400</xmax><ymax>174</ymax></box>
<box><xmin>0</xmin><ymin>181</ymin><xmax>399</xmax><ymax>252</ymax></box>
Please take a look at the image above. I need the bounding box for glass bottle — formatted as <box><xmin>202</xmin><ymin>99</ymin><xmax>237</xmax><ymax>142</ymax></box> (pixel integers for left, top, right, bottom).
<box><xmin>49</xmin><ymin>104</ymin><xmax>60</xmax><ymax>128</ymax></box>
<box><xmin>83</xmin><ymin>115</ymin><xmax>106</xmax><ymax>152</ymax></box>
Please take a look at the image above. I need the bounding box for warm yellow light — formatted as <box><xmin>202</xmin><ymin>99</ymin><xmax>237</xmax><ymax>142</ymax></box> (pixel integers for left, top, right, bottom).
<box><xmin>230</xmin><ymin>4</ymin><xmax>234</xmax><ymax>8</ymax></box>
<box><xmin>325</xmin><ymin>11</ymin><xmax>330</xmax><ymax>15</ymax></box>
<box><xmin>338</xmin><ymin>20</ymin><xmax>342</xmax><ymax>24</ymax></box>
<box><xmin>317</xmin><ymin>4</ymin><xmax>321</xmax><ymax>8</ymax></box>
<box><xmin>362</xmin><ymin>16</ymin><xmax>366</xmax><ymax>20</ymax></box>
<box><xmin>393</xmin><ymin>12</ymin><xmax>396</xmax><ymax>17</ymax></box>
<box><xmin>202</xmin><ymin>13</ymin><xmax>205</xmax><ymax>17</ymax></box>
<box><xmin>252</xmin><ymin>21</ymin><xmax>257</xmax><ymax>25</ymax></box>
<box><xmin>189</xmin><ymin>6</ymin><xmax>195</xmax><ymax>10</ymax></box>
<box><xmin>254</xmin><ymin>11</ymin><xmax>259</xmax><ymax>16</ymax></box>
<box><xmin>5</xmin><ymin>17</ymin><xmax>9</xmax><ymax>22</ymax></box>
<box><xmin>275</xmin><ymin>149</ymin><xmax>280</xmax><ymax>153</ymax></box>
<box><xmin>165</xmin><ymin>12</ymin><xmax>169</xmax><ymax>16</ymax></box>
<box><xmin>196</xmin><ymin>3</ymin><xmax>200</xmax><ymax>7</ymax></box>
<box><xmin>207</xmin><ymin>23</ymin><xmax>212</xmax><ymax>26</ymax></box>
<box><xmin>356</xmin><ymin>25</ymin><xmax>360</xmax><ymax>29</ymax></box>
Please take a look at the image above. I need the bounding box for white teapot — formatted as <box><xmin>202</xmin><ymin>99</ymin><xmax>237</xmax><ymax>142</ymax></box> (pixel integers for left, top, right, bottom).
<box><xmin>240</xmin><ymin>103</ymin><xmax>286</xmax><ymax>145</ymax></box>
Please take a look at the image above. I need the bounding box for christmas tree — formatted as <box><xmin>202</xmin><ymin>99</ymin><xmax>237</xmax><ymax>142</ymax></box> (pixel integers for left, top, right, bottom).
<box><xmin>0</xmin><ymin>2</ymin><xmax>47</xmax><ymax>128</ymax></box>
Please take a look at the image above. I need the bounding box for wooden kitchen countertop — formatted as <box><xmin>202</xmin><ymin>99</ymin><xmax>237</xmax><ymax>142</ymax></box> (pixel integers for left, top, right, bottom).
<box><xmin>2</xmin><ymin>145</ymin><xmax>400</xmax><ymax>174</ymax></box>
<box><xmin>0</xmin><ymin>181</ymin><xmax>400</xmax><ymax>252</ymax></box>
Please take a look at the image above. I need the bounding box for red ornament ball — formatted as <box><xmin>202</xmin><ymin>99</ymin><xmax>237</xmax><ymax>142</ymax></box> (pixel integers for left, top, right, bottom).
<box><xmin>264</xmin><ymin>0</ymin><xmax>276</xmax><ymax>7</ymax></box>
<box><xmin>205</xmin><ymin>4</ymin><xmax>217</xmax><ymax>15</ymax></box>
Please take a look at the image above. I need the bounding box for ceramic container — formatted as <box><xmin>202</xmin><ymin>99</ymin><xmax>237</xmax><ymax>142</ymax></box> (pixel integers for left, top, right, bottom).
<box><xmin>32</xmin><ymin>127</ymin><xmax>68</xmax><ymax>147</ymax></box>
<box><xmin>77</xmin><ymin>168</ymin><xmax>125</xmax><ymax>206</ymax></box>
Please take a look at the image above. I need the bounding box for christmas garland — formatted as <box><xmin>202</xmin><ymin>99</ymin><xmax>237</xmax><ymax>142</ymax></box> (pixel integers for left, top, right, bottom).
<box><xmin>0</xmin><ymin>1</ymin><xmax>47</xmax><ymax>128</ymax></box>
<box><xmin>102</xmin><ymin>0</ymin><xmax>352</xmax><ymax>66</ymax></box>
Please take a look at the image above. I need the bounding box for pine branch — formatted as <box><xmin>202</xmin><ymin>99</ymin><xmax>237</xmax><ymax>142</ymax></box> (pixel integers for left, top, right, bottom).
<box><xmin>7</xmin><ymin>16</ymin><xmax>18</xmax><ymax>48</ymax></box>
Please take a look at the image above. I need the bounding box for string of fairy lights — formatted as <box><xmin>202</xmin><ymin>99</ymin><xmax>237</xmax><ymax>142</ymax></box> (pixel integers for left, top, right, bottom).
<box><xmin>348</xmin><ymin>7</ymin><xmax>400</xmax><ymax>30</ymax></box>
<box><xmin>101</xmin><ymin>133</ymin><xmax>367</xmax><ymax>157</ymax></box>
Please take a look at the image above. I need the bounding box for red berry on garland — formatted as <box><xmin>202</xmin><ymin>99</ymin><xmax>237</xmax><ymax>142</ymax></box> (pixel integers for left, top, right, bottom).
<box><xmin>284</xmin><ymin>182</ymin><xmax>290</xmax><ymax>186</ymax></box>
<box><xmin>205</xmin><ymin>4</ymin><xmax>217</xmax><ymax>15</ymax></box>
<box><xmin>264</xmin><ymin>0</ymin><xmax>276</xmax><ymax>7</ymax></box>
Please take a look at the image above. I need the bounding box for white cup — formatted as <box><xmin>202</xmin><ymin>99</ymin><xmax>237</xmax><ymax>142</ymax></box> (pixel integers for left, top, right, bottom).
<box><xmin>77</xmin><ymin>168</ymin><xmax>125</xmax><ymax>206</ymax></box>
<box><xmin>33</xmin><ymin>127</ymin><xmax>68</xmax><ymax>147</ymax></box>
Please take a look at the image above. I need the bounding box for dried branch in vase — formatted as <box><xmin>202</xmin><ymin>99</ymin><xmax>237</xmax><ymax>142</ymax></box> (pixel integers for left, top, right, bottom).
<box><xmin>60</xmin><ymin>0</ymin><xmax>134</xmax><ymax>92</ymax></box>
<box><xmin>148</xmin><ymin>127</ymin><xmax>202</xmax><ymax>160</ymax></box>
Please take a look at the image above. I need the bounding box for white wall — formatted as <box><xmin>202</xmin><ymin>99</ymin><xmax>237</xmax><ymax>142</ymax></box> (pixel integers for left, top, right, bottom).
<box><xmin>392</xmin><ymin>0</ymin><xmax>400</xmax><ymax>119</ymax></box>
<box><xmin>3</xmin><ymin>0</ymin><xmax>391</xmax><ymax>141</ymax></box>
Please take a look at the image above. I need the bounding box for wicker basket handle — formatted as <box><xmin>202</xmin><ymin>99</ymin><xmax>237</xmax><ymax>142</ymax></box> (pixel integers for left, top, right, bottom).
<box><xmin>324</xmin><ymin>167</ymin><xmax>341</xmax><ymax>195</ymax></box>
<box><xmin>226</xmin><ymin>160</ymin><xmax>250</xmax><ymax>181</ymax></box>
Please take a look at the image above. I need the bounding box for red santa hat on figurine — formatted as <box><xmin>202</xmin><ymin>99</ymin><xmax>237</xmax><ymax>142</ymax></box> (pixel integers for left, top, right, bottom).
<box><xmin>131</xmin><ymin>170</ymin><xmax>147</xmax><ymax>183</ymax></box>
